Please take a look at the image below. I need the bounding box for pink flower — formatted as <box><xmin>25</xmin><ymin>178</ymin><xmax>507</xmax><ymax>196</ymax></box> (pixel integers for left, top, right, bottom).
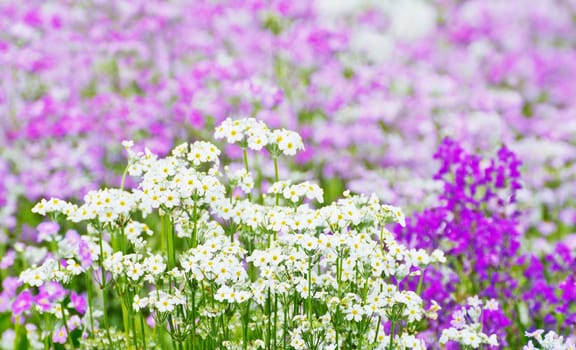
<box><xmin>78</xmin><ymin>240</ymin><xmax>93</xmax><ymax>268</ymax></box>
<box><xmin>12</xmin><ymin>290</ymin><xmax>33</xmax><ymax>316</ymax></box>
<box><xmin>40</xmin><ymin>282</ymin><xmax>67</xmax><ymax>300</ymax></box>
<box><xmin>70</xmin><ymin>292</ymin><xmax>87</xmax><ymax>314</ymax></box>
<box><xmin>0</xmin><ymin>250</ymin><xmax>16</xmax><ymax>269</ymax></box>
<box><xmin>37</xmin><ymin>221</ymin><xmax>60</xmax><ymax>242</ymax></box>
<box><xmin>52</xmin><ymin>326</ymin><xmax>68</xmax><ymax>344</ymax></box>
<box><xmin>34</xmin><ymin>291</ymin><xmax>53</xmax><ymax>313</ymax></box>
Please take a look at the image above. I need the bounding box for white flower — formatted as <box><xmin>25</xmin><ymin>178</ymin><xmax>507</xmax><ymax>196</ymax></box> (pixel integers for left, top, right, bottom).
<box><xmin>300</xmin><ymin>234</ymin><xmax>318</xmax><ymax>252</ymax></box>
<box><xmin>133</xmin><ymin>295</ymin><xmax>148</xmax><ymax>312</ymax></box>
<box><xmin>214</xmin><ymin>118</ymin><xmax>270</xmax><ymax>147</ymax></box>
<box><xmin>270</xmin><ymin>129</ymin><xmax>304</xmax><ymax>156</ymax></box>
<box><xmin>19</xmin><ymin>260</ymin><xmax>56</xmax><ymax>287</ymax></box>
<box><xmin>188</xmin><ymin>141</ymin><xmax>221</xmax><ymax>166</ymax></box>
<box><xmin>523</xmin><ymin>329</ymin><xmax>575</xmax><ymax>350</ymax></box>
<box><xmin>215</xmin><ymin>285</ymin><xmax>234</xmax><ymax>303</ymax></box>
<box><xmin>247</xmin><ymin>130</ymin><xmax>269</xmax><ymax>150</ymax></box>
<box><xmin>467</xmin><ymin>295</ymin><xmax>483</xmax><ymax>308</ymax></box>
<box><xmin>399</xmin><ymin>334</ymin><xmax>426</xmax><ymax>349</ymax></box>
<box><xmin>484</xmin><ymin>299</ymin><xmax>499</xmax><ymax>311</ymax></box>
<box><xmin>66</xmin><ymin>259</ymin><xmax>84</xmax><ymax>275</ymax></box>
<box><xmin>144</xmin><ymin>255</ymin><xmax>166</xmax><ymax>276</ymax></box>
<box><xmin>126</xmin><ymin>262</ymin><xmax>144</xmax><ymax>281</ymax></box>
<box><xmin>450</xmin><ymin>309</ymin><xmax>466</xmax><ymax>329</ymax></box>
<box><xmin>346</xmin><ymin>304</ymin><xmax>364</xmax><ymax>322</ymax></box>
<box><xmin>461</xmin><ymin>329</ymin><xmax>482</xmax><ymax>348</ymax></box>
<box><xmin>227</xmin><ymin>168</ymin><xmax>254</xmax><ymax>193</ymax></box>
<box><xmin>156</xmin><ymin>296</ymin><xmax>175</xmax><ymax>313</ymax></box>
<box><xmin>441</xmin><ymin>298</ymin><xmax>499</xmax><ymax>349</ymax></box>
<box><xmin>405</xmin><ymin>303</ymin><xmax>423</xmax><ymax>323</ymax></box>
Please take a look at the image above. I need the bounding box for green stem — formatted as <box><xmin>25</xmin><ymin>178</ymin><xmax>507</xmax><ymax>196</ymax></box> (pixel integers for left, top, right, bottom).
<box><xmin>140</xmin><ymin>315</ymin><xmax>147</xmax><ymax>350</ymax></box>
<box><xmin>191</xmin><ymin>281</ymin><xmax>197</xmax><ymax>347</ymax></box>
<box><xmin>101</xmin><ymin>287</ymin><xmax>113</xmax><ymax>346</ymax></box>
<box><xmin>131</xmin><ymin>304</ymin><xmax>138</xmax><ymax>349</ymax></box>
<box><xmin>85</xmin><ymin>271</ymin><xmax>95</xmax><ymax>336</ymax></box>
<box><xmin>273</xmin><ymin>156</ymin><xmax>280</xmax><ymax>243</ymax></box>
<box><xmin>242</xmin><ymin>147</ymin><xmax>252</xmax><ymax>201</ymax></box>
<box><xmin>43</xmin><ymin>313</ymin><xmax>54</xmax><ymax>349</ymax></box>
<box><xmin>273</xmin><ymin>156</ymin><xmax>279</xmax><ymax>206</ymax></box>
<box><xmin>220</xmin><ymin>311</ymin><xmax>227</xmax><ymax>343</ymax></box>
<box><xmin>307</xmin><ymin>256</ymin><xmax>313</xmax><ymax>324</ymax></box>
<box><xmin>60</xmin><ymin>302</ymin><xmax>76</xmax><ymax>350</ymax></box>
<box><xmin>120</xmin><ymin>164</ymin><xmax>129</xmax><ymax>191</ymax></box>
<box><xmin>242</xmin><ymin>300</ymin><xmax>250</xmax><ymax>350</ymax></box>
<box><xmin>120</xmin><ymin>225</ymin><xmax>127</xmax><ymax>254</ymax></box>
<box><xmin>167</xmin><ymin>315</ymin><xmax>178</xmax><ymax>350</ymax></box>
<box><xmin>44</xmin><ymin>330</ymin><xmax>49</xmax><ymax>350</ymax></box>
<box><xmin>358</xmin><ymin>324</ymin><xmax>364</xmax><ymax>350</ymax></box>
<box><xmin>164</xmin><ymin>214</ymin><xmax>176</xmax><ymax>271</ymax></box>
<box><xmin>283</xmin><ymin>297</ymin><xmax>288</xmax><ymax>350</ymax></box>
<box><xmin>13</xmin><ymin>316</ymin><xmax>20</xmax><ymax>350</ymax></box>
<box><xmin>266</xmin><ymin>289</ymin><xmax>272</xmax><ymax>350</ymax></box>
<box><xmin>191</xmin><ymin>202</ymin><xmax>198</xmax><ymax>248</ymax></box>
<box><xmin>335</xmin><ymin>331</ymin><xmax>340</xmax><ymax>350</ymax></box>
<box><xmin>273</xmin><ymin>294</ymin><xmax>278</xmax><ymax>350</ymax></box>
<box><xmin>373</xmin><ymin>316</ymin><xmax>382</xmax><ymax>346</ymax></box>
<box><xmin>416</xmin><ymin>270</ymin><xmax>425</xmax><ymax>296</ymax></box>
<box><xmin>121</xmin><ymin>296</ymin><xmax>132</xmax><ymax>349</ymax></box>
<box><xmin>97</xmin><ymin>229</ymin><xmax>113</xmax><ymax>345</ymax></box>
<box><xmin>388</xmin><ymin>319</ymin><xmax>395</xmax><ymax>350</ymax></box>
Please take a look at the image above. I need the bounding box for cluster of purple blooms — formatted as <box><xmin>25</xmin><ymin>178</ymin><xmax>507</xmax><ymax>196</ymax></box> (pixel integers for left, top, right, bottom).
<box><xmin>396</xmin><ymin>138</ymin><xmax>575</xmax><ymax>347</ymax></box>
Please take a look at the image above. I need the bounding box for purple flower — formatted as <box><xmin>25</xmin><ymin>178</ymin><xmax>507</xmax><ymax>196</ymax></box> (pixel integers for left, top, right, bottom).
<box><xmin>0</xmin><ymin>292</ymin><xmax>12</xmax><ymax>313</ymax></box>
<box><xmin>78</xmin><ymin>239</ymin><xmax>93</xmax><ymax>268</ymax></box>
<box><xmin>0</xmin><ymin>250</ymin><xmax>16</xmax><ymax>269</ymax></box>
<box><xmin>52</xmin><ymin>326</ymin><xmax>68</xmax><ymax>344</ymax></box>
<box><xmin>70</xmin><ymin>292</ymin><xmax>87</xmax><ymax>314</ymax></box>
<box><xmin>34</xmin><ymin>291</ymin><xmax>53</xmax><ymax>313</ymax></box>
<box><xmin>39</xmin><ymin>282</ymin><xmax>67</xmax><ymax>300</ymax></box>
<box><xmin>395</xmin><ymin>139</ymin><xmax>521</xmax><ymax>344</ymax></box>
<box><xmin>37</xmin><ymin>221</ymin><xmax>60</xmax><ymax>242</ymax></box>
<box><xmin>2</xmin><ymin>277</ymin><xmax>21</xmax><ymax>297</ymax></box>
<box><xmin>12</xmin><ymin>290</ymin><xmax>33</xmax><ymax>316</ymax></box>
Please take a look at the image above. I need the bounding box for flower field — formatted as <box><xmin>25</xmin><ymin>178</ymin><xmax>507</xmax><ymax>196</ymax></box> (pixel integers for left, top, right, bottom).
<box><xmin>1</xmin><ymin>0</ymin><xmax>575</xmax><ymax>349</ymax></box>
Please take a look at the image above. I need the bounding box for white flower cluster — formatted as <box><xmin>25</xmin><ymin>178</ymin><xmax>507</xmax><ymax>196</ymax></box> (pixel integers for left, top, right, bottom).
<box><xmin>440</xmin><ymin>296</ymin><xmax>499</xmax><ymax>348</ymax></box>
<box><xmin>180</xmin><ymin>236</ymin><xmax>247</xmax><ymax>285</ymax></box>
<box><xmin>215</xmin><ymin>117</ymin><xmax>269</xmax><ymax>147</ymax></box>
<box><xmin>133</xmin><ymin>290</ymin><xmax>187</xmax><ymax>313</ymax></box>
<box><xmin>103</xmin><ymin>252</ymin><xmax>166</xmax><ymax>282</ymax></box>
<box><xmin>186</xmin><ymin>141</ymin><xmax>221</xmax><ymax>166</ymax></box>
<box><xmin>31</xmin><ymin>197</ymin><xmax>75</xmax><ymax>217</ymax></box>
<box><xmin>268</xmin><ymin>180</ymin><xmax>324</xmax><ymax>203</ymax></box>
<box><xmin>27</xmin><ymin>119</ymin><xmax>447</xmax><ymax>348</ymax></box>
<box><xmin>19</xmin><ymin>232</ymin><xmax>101</xmax><ymax>288</ymax></box>
<box><xmin>524</xmin><ymin>330</ymin><xmax>575</xmax><ymax>350</ymax></box>
<box><xmin>19</xmin><ymin>259</ymin><xmax>57</xmax><ymax>287</ymax></box>
<box><xmin>125</xmin><ymin>221</ymin><xmax>153</xmax><ymax>249</ymax></box>
<box><xmin>33</xmin><ymin>189</ymin><xmax>136</xmax><ymax>224</ymax></box>
<box><xmin>215</xmin><ymin>117</ymin><xmax>304</xmax><ymax>155</ymax></box>
<box><xmin>225</xmin><ymin>167</ymin><xmax>255</xmax><ymax>194</ymax></box>
<box><xmin>378</xmin><ymin>333</ymin><xmax>427</xmax><ymax>350</ymax></box>
<box><xmin>20</xmin><ymin>257</ymin><xmax>86</xmax><ymax>288</ymax></box>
